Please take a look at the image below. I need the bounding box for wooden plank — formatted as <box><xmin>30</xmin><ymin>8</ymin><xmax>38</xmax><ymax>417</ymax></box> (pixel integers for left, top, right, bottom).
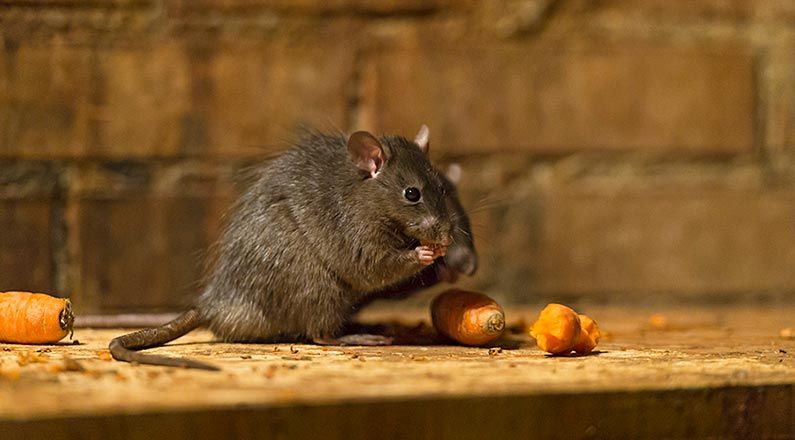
<box><xmin>1</xmin><ymin>305</ymin><xmax>794</xmax><ymax>438</ymax></box>
<box><xmin>2</xmin><ymin>385</ymin><xmax>793</xmax><ymax>440</ymax></box>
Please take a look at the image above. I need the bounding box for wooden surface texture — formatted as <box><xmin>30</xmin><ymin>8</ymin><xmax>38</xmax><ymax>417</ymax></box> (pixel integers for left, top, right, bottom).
<box><xmin>1</xmin><ymin>305</ymin><xmax>794</xmax><ymax>439</ymax></box>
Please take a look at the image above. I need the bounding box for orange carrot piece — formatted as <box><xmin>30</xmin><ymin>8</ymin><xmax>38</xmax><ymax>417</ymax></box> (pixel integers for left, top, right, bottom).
<box><xmin>530</xmin><ymin>304</ymin><xmax>601</xmax><ymax>355</ymax></box>
<box><xmin>571</xmin><ymin>314</ymin><xmax>601</xmax><ymax>354</ymax></box>
<box><xmin>431</xmin><ymin>289</ymin><xmax>505</xmax><ymax>346</ymax></box>
<box><xmin>529</xmin><ymin>303</ymin><xmax>582</xmax><ymax>354</ymax></box>
<box><xmin>0</xmin><ymin>291</ymin><xmax>74</xmax><ymax>344</ymax></box>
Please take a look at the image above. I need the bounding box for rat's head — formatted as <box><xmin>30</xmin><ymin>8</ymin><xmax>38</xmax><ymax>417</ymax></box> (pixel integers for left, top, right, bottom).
<box><xmin>347</xmin><ymin>125</ymin><xmax>454</xmax><ymax>248</ymax></box>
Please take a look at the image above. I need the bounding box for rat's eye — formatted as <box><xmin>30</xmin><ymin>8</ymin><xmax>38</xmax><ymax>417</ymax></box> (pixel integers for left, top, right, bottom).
<box><xmin>404</xmin><ymin>187</ymin><xmax>421</xmax><ymax>203</ymax></box>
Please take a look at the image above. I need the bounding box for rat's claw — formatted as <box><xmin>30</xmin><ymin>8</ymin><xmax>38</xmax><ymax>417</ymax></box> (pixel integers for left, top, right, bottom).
<box><xmin>415</xmin><ymin>246</ymin><xmax>436</xmax><ymax>265</ymax></box>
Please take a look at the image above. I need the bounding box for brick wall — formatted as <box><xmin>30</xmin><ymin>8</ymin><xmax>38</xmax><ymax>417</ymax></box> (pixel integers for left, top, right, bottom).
<box><xmin>1</xmin><ymin>0</ymin><xmax>794</xmax><ymax>312</ymax></box>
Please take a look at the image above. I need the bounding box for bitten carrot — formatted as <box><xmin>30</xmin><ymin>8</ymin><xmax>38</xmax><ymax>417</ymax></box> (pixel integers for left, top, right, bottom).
<box><xmin>529</xmin><ymin>303</ymin><xmax>600</xmax><ymax>355</ymax></box>
<box><xmin>529</xmin><ymin>303</ymin><xmax>582</xmax><ymax>354</ymax></box>
<box><xmin>0</xmin><ymin>292</ymin><xmax>74</xmax><ymax>344</ymax></box>
<box><xmin>571</xmin><ymin>314</ymin><xmax>601</xmax><ymax>354</ymax></box>
<box><xmin>431</xmin><ymin>289</ymin><xmax>505</xmax><ymax>346</ymax></box>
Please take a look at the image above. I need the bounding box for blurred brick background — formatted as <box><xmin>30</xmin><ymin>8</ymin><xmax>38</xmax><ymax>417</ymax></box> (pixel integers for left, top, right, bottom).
<box><xmin>1</xmin><ymin>0</ymin><xmax>794</xmax><ymax>312</ymax></box>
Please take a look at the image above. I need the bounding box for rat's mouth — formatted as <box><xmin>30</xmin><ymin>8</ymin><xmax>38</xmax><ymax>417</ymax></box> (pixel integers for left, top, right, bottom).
<box><xmin>400</xmin><ymin>225</ymin><xmax>451</xmax><ymax>250</ymax></box>
<box><xmin>404</xmin><ymin>237</ymin><xmax>442</xmax><ymax>249</ymax></box>
<box><xmin>420</xmin><ymin>240</ymin><xmax>448</xmax><ymax>252</ymax></box>
<box><xmin>405</xmin><ymin>237</ymin><xmax>446</xmax><ymax>249</ymax></box>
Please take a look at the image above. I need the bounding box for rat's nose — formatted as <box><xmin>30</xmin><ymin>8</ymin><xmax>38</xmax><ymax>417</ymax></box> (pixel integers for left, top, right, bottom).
<box><xmin>420</xmin><ymin>216</ymin><xmax>453</xmax><ymax>246</ymax></box>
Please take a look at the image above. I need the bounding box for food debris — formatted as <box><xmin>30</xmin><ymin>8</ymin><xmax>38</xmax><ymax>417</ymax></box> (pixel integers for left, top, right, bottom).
<box><xmin>17</xmin><ymin>351</ymin><xmax>50</xmax><ymax>366</ymax></box>
<box><xmin>82</xmin><ymin>370</ymin><xmax>104</xmax><ymax>379</ymax></box>
<box><xmin>488</xmin><ymin>347</ymin><xmax>502</xmax><ymax>356</ymax></box>
<box><xmin>62</xmin><ymin>355</ymin><xmax>85</xmax><ymax>372</ymax></box>
<box><xmin>648</xmin><ymin>314</ymin><xmax>670</xmax><ymax>331</ymax></box>
<box><xmin>47</xmin><ymin>355</ymin><xmax>85</xmax><ymax>373</ymax></box>
<box><xmin>96</xmin><ymin>351</ymin><xmax>113</xmax><ymax>361</ymax></box>
<box><xmin>240</xmin><ymin>355</ymin><xmax>252</xmax><ymax>360</ymax></box>
<box><xmin>0</xmin><ymin>365</ymin><xmax>21</xmax><ymax>380</ymax></box>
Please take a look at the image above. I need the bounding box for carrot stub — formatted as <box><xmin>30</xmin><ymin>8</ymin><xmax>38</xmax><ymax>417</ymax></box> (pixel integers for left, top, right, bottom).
<box><xmin>529</xmin><ymin>303</ymin><xmax>600</xmax><ymax>355</ymax></box>
<box><xmin>431</xmin><ymin>289</ymin><xmax>505</xmax><ymax>346</ymax></box>
<box><xmin>571</xmin><ymin>314</ymin><xmax>601</xmax><ymax>354</ymax></box>
<box><xmin>0</xmin><ymin>291</ymin><xmax>74</xmax><ymax>344</ymax></box>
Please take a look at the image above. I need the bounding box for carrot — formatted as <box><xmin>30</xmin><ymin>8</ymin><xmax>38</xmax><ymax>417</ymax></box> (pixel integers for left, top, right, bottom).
<box><xmin>529</xmin><ymin>303</ymin><xmax>600</xmax><ymax>355</ymax></box>
<box><xmin>0</xmin><ymin>291</ymin><xmax>74</xmax><ymax>344</ymax></box>
<box><xmin>431</xmin><ymin>289</ymin><xmax>505</xmax><ymax>346</ymax></box>
<box><xmin>529</xmin><ymin>303</ymin><xmax>582</xmax><ymax>354</ymax></box>
<box><xmin>571</xmin><ymin>314</ymin><xmax>601</xmax><ymax>354</ymax></box>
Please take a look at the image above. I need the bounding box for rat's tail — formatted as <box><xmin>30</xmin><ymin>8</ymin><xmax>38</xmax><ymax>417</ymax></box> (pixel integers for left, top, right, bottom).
<box><xmin>109</xmin><ymin>309</ymin><xmax>219</xmax><ymax>371</ymax></box>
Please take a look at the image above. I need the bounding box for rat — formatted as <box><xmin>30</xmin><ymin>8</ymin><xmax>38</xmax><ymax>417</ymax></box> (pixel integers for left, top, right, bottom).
<box><xmin>109</xmin><ymin>126</ymin><xmax>477</xmax><ymax>370</ymax></box>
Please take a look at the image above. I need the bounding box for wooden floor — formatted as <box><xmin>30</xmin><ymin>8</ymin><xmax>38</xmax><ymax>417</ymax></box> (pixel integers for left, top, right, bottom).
<box><xmin>1</xmin><ymin>304</ymin><xmax>794</xmax><ymax>439</ymax></box>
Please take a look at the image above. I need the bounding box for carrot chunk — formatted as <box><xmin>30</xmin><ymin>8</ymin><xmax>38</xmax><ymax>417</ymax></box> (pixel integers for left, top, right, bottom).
<box><xmin>0</xmin><ymin>291</ymin><xmax>74</xmax><ymax>344</ymax></box>
<box><xmin>431</xmin><ymin>289</ymin><xmax>505</xmax><ymax>346</ymax></box>
<box><xmin>530</xmin><ymin>303</ymin><xmax>600</xmax><ymax>355</ymax></box>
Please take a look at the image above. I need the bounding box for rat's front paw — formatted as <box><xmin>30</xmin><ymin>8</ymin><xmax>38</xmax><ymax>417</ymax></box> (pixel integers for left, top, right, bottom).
<box><xmin>415</xmin><ymin>245</ymin><xmax>436</xmax><ymax>266</ymax></box>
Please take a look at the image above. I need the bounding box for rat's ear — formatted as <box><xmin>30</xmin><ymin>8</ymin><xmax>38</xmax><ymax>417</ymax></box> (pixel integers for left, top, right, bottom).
<box><xmin>347</xmin><ymin>131</ymin><xmax>385</xmax><ymax>178</ymax></box>
<box><xmin>414</xmin><ymin>124</ymin><xmax>430</xmax><ymax>155</ymax></box>
<box><xmin>445</xmin><ymin>163</ymin><xmax>462</xmax><ymax>185</ymax></box>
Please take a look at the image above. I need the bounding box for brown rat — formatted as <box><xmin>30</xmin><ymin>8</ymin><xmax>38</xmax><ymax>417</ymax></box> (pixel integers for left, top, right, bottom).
<box><xmin>109</xmin><ymin>126</ymin><xmax>476</xmax><ymax>370</ymax></box>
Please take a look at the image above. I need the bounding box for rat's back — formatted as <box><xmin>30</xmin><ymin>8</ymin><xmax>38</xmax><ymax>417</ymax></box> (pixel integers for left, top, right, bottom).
<box><xmin>195</xmin><ymin>132</ymin><xmax>359</xmax><ymax>341</ymax></box>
